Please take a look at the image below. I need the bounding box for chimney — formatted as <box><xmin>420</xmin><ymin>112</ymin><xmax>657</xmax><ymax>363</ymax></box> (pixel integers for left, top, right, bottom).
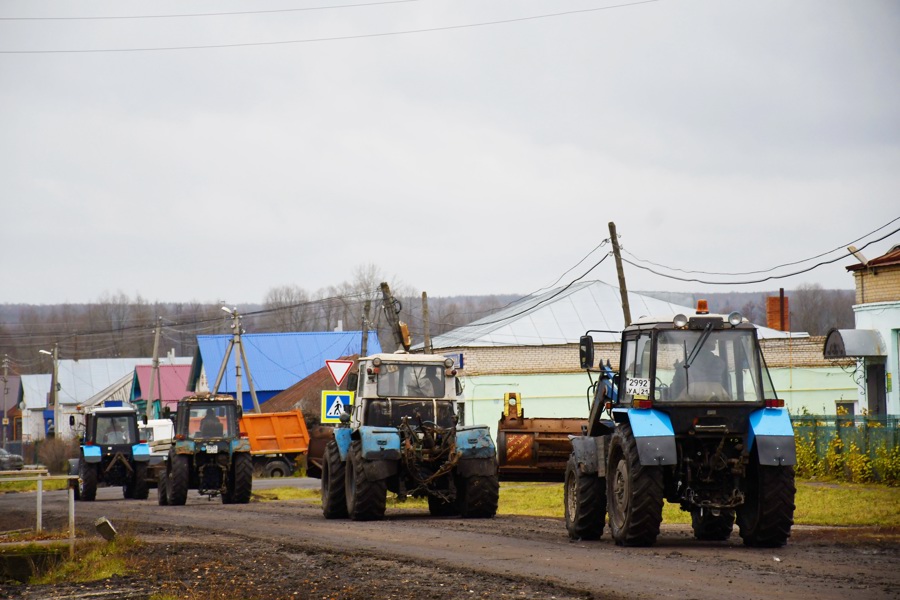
<box><xmin>766</xmin><ymin>289</ymin><xmax>790</xmax><ymax>331</ymax></box>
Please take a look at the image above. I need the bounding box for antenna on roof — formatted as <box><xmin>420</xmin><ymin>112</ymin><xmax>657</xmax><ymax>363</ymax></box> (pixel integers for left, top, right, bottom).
<box><xmin>848</xmin><ymin>245</ymin><xmax>869</xmax><ymax>266</ymax></box>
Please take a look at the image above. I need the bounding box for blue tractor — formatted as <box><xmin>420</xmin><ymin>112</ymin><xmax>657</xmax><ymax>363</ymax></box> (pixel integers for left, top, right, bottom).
<box><xmin>70</xmin><ymin>406</ymin><xmax>152</xmax><ymax>501</ymax></box>
<box><xmin>320</xmin><ymin>352</ymin><xmax>499</xmax><ymax>521</ymax></box>
<box><xmin>566</xmin><ymin>302</ymin><xmax>796</xmax><ymax>547</ymax></box>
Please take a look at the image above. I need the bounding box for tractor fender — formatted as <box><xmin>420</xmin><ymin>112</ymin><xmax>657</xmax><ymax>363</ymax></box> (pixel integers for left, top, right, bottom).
<box><xmin>357</xmin><ymin>426</ymin><xmax>401</xmax><ymax>461</ymax></box>
<box><xmin>334</xmin><ymin>427</ymin><xmax>352</xmax><ymax>461</ymax></box>
<box><xmin>363</xmin><ymin>459</ymin><xmax>399</xmax><ymax>481</ymax></box>
<box><xmin>82</xmin><ymin>445</ymin><xmax>102</xmax><ymax>464</ymax></box>
<box><xmin>455</xmin><ymin>425</ymin><xmax>496</xmax><ymax>460</ymax></box>
<box><xmin>615</xmin><ymin>408</ymin><xmax>677</xmax><ymax>467</ymax></box>
<box><xmin>131</xmin><ymin>443</ymin><xmax>151</xmax><ymax>462</ymax></box>
<box><xmin>570</xmin><ymin>435</ymin><xmax>612</xmax><ymax>477</ymax></box>
<box><xmin>229</xmin><ymin>438</ymin><xmax>251</xmax><ymax>454</ymax></box>
<box><xmin>748</xmin><ymin>407</ymin><xmax>796</xmax><ymax>466</ymax></box>
<box><xmin>174</xmin><ymin>440</ymin><xmax>196</xmax><ymax>454</ymax></box>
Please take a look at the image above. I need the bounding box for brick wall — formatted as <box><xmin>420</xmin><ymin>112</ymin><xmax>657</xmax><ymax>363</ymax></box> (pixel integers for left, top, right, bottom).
<box><xmin>854</xmin><ymin>266</ymin><xmax>900</xmax><ymax>304</ymax></box>
<box><xmin>447</xmin><ymin>336</ymin><xmax>850</xmax><ymax>376</ymax></box>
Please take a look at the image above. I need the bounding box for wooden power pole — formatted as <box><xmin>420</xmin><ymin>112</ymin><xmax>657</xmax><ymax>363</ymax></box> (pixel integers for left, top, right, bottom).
<box><xmin>608</xmin><ymin>221</ymin><xmax>632</xmax><ymax>326</ymax></box>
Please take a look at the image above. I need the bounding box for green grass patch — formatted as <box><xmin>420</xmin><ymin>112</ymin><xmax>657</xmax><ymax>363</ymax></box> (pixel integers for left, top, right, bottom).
<box><xmin>30</xmin><ymin>536</ymin><xmax>139</xmax><ymax>585</ymax></box>
<box><xmin>0</xmin><ymin>480</ymin><xmax>69</xmax><ymax>493</ymax></box>
<box><xmin>252</xmin><ymin>487</ymin><xmax>320</xmax><ymax>502</ymax></box>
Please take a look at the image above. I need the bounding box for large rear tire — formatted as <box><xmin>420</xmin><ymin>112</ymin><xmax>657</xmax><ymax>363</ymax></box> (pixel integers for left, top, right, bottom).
<box><xmin>606</xmin><ymin>424</ymin><xmax>663</xmax><ymax>546</ymax></box>
<box><xmin>157</xmin><ymin>468</ymin><xmax>169</xmax><ymax>506</ymax></box>
<box><xmin>737</xmin><ymin>451</ymin><xmax>795</xmax><ymax>548</ymax></box>
<box><xmin>168</xmin><ymin>454</ymin><xmax>189</xmax><ymax>506</ymax></box>
<box><xmin>564</xmin><ymin>453</ymin><xmax>606</xmax><ymax>540</ymax></box>
<box><xmin>691</xmin><ymin>509</ymin><xmax>734</xmax><ymax>541</ymax></box>
<box><xmin>78</xmin><ymin>461</ymin><xmax>98</xmax><ymax>502</ymax></box>
<box><xmin>227</xmin><ymin>453</ymin><xmax>253</xmax><ymax>504</ymax></box>
<box><xmin>345</xmin><ymin>440</ymin><xmax>386</xmax><ymax>521</ymax></box>
<box><xmin>321</xmin><ymin>441</ymin><xmax>348</xmax><ymax>519</ymax></box>
<box><xmin>456</xmin><ymin>459</ymin><xmax>499</xmax><ymax>519</ymax></box>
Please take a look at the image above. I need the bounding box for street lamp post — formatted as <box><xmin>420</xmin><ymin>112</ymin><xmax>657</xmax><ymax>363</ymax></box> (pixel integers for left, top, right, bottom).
<box><xmin>39</xmin><ymin>344</ymin><xmax>59</xmax><ymax>439</ymax></box>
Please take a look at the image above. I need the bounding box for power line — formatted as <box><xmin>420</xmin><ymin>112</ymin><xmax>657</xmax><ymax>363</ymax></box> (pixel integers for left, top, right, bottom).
<box><xmin>0</xmin><ymin>0</ymin><xmax>422</xmax><ymax>21</ymax></box>
<box><xmin>622</xmin><ymin>215</ymin><xmax>900</xmax><ymax>277</ymax></box>
<box><xmin>0</xmin><ymin>0</ymin><xmax>662</xmax><ymax>54</ymax></box>
<box><xmin>620</xmin><ymin>226</ymin><xmax>900</xmax><ymax>286</ymax></box>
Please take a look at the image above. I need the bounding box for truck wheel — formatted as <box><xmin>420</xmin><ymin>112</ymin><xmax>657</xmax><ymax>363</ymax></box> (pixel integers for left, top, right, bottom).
<box><xmin>564</xmin><ymin>453</ymin><xmax>606</xmax><ymax>540</ymax></box>
<box><xmin>226</xmin><ymin>453</ymin><xmax>253</xmax><ymax>504</ymax></box>
<box><xmin>456</xmin><ymin>461</ymin><xmax>499</xmax><ymax>519</ymax></box>
<box><xmin>737</xmin><ymin>452</ymin><xmax>795</xmax><ymax>548</ymax></box>
<box><xmin>428</xmin><ymin>494</ymin><xmax>458</xmax><ymax>517</ymax></box>
<box><xmin>131</xmin><ymin>462</ymin><xmax>150</xmax><ymax>500</ymax></box>
<box><xmin>157</xmin><ymin>468</ymin><xmax>169</xmax><ymax>506</ymax></box>
<box><xmin>691</xmin><ymin>509</ymin><xmax>734</xmax><ymax>541</ymax></box>
<box><xmin>606</xmin><ymin>423</ymin><xmax>663</xmax><ymax>546</ymax></box>
<box><xmin>79</xmin><ymin>462</ymin><xmax>98</xmax><ymax>502</ymax></box>
<box><xmin>265</xmin><ymin>460</ymin><xmax>292</xmax><ymax>478</ymax></box>
<box><xmin>321</xmin><ymin>441</ymin><xmax>348</xmax><ymax>519</ymax></box>
<box><xmin>168</xmin><ymin>455</ymin><xmax>189</xmax><ymax>506</ymax></box>
<box><xmin>345</xmin><ymin>440</ymin><xmax>386</xmax><ymax>521</ymax></box>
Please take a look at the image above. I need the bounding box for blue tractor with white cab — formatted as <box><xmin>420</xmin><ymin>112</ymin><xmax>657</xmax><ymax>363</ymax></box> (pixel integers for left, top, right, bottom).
<box><xmin>566</xmin><ymin>301</ymin><xmax>796</xmax><ymax>547</ymax></box>
<box><xmin>69</xmin><ymin>405</ymin><xmax>152</xmax><ymax>501</ymax></box>
<box><xmin>320</xmin><ymin>352</ymin><xmax>499</xmax><ymax>521</ymax></box>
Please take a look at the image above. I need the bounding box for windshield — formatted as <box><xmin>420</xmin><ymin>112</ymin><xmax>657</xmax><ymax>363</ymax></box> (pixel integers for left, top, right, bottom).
<box><xmin>95</xmin><ymin>415</ymin><xmax>136</xmax><ymax>444</ymax></box>
<box><xmin>186</xmin><ymin>404</ymin><xmax>235</xmax><ymax>439</ymax></box>
<box><xmin>655</xmin><ymin>329</ymin><xmax>764</xmax><ymax>403</ymax></box>
<box><xmin>364</xmin><ymin>399</ymin><xmax>455</xmax><ymax>428</ymax></box>
<box><xmin>377</xmin><ymin>363</ymin><xmax>446</xmax><ymax>398</ymax></box>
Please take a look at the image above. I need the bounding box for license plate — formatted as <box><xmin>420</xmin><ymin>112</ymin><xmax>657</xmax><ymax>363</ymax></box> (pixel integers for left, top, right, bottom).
<box><xmin>205</xmin><ymin>444</ymin><xmax>219</xmax><ymax>454</ymax></box>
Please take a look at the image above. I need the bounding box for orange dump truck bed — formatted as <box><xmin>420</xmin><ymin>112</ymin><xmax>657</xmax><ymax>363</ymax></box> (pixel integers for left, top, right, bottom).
<box><xmin>239</xmin><ymin>410</ymin><xmax>310</xmax><ymax>455</ymax></box>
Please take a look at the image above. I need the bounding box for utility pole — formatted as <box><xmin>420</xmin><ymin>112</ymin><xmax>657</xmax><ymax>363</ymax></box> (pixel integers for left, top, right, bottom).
<box><xmin>380</xmin><ymin>282</ymin><xmax>410</xmax><ymax>352</ymax></box>
<box><xmin>360</xmin><ymin>300</ymin><xmax>371</xmax><ymax>359</ymax></box>
<box><xmin>146</xmin><ymin>317</ymin><xmax>162</xmax><ymax>421</ymax></box>
<box><xmin>2</xmin><ymin>354</ymin><xmax>9</xmax><ymax>449</ymax></box>
<box><xmin>422</xmin><ymin>291</ymin><xmax>432</xmax><ymax>355</ymax></box>
<box><xmin>608</xmin><ymin>221</ymin><xmax>632</xmax><ymax>327</ymax></box>
<box><xmin>212</xmin><ymin>307</ymin><xmax>261</xmax><ymax>413</ymax></box>
<box><xmin>39</xmin><ymin>344</ymin><xmax>60</xmax><ymax>438</ymax></box>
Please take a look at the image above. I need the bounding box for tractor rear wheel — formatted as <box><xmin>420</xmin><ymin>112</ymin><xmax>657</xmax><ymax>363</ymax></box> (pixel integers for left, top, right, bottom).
<box><xmin>456</xmin><ymin>459</ymin><xmax>499</xmax><ymax>518</ymax></box>
<box><xmin>606</xmin><ymin>424</ymin><xmax>663</xmax><ymax>546</ymax></box>
<box><xmin>345</xmin><ymin>441</ymin><xmax>386</xmax><ymax>521</ymax></box>
<box><xmin>168</xmin><ymin>454</ymin><xmax>189</xmax><ymax>506</ymax></box>
<box><xmin>321</xmin><ymin>441</ymin><xmax>348</xmax><ymax>519</ymax></box>
<box><xmin>691</xmin><ymin>509</ymin><xmax>734</xmax><ymax>541</ymax></box>
<box><xmin>564</xmin><ymin>453</ymin><xmax>606</xmax><ymax>540</ymax></box>
<box><xmin>78</xmin><ymin>461</ymin><xmax>98</xmax><ymax>502</ymax></box>
<box><xmin>737</xmin><ymin>451</ymin><xmax>795</xmax><ymax>547</ymax></box>
<box><xmin>157</xmin><ymin>468</ymin><xmax>169</xmax><ymax>506</ymax></box>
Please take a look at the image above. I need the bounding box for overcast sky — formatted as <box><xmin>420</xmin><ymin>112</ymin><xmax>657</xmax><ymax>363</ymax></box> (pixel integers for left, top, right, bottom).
<box><xmin>2</xmin><ymin>0</ymin><xmax>898</xmax><ymax>305</ymax></box>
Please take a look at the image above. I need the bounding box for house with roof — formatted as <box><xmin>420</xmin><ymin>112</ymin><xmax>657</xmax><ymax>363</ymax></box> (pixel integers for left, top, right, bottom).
<box><xmin>188</xmin><ymin>331</ymin><xmax>380</xmax><ymax>411</ymax></box>
<box><xmin>130</xmin><ymin>364</ymin><xmax>192</xmax><ymax>418</ymax></box>
<box><xmin>422</xmin><ymin>280</ymin><xmax>856</xmax><ymax>435</ymax></box>
<box><xmin>19</xmin><ymin>356</ymin><xmax>191</xmax><ymax>441</ymax></box>
<box><xmin>824</xmin><ymin>245</ymin><xmax>900</xmax><ymax>415</ymax></box>
<box><xmin>2</xmin><ymin>374</ymin><xmax>21</xmax><ymax>445</ymax></box>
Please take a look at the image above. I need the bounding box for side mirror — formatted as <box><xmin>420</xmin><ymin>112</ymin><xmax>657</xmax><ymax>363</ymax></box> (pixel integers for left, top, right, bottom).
<box><xmin>346</xmin><ymin>372</ymin><xmax>359</xmax><ymax>392</ymax></box>
<box><xmin>236</xmin><ymin>405</ymin><xmax>243</xmax><ymax>419</ymax></box>
<box><xmin>142</xmin><ymin>415</ymin><xmax>148</xmax><ymax>425</ymax></box>
<box><xmin>579</xmin><ymin>335</ymin><xmax>595</xmax><ymax>369</ymax></box>
<box><xmin>339</xmin><ymin>411</ymin><xmax>351</xmax><ymax>424</ymax></box>
<box><xmin>163</xmin><ymin>407</ymin><xmax>171</xmax><ymax>419</ymax></box>
<box><xmin>455</xmin><ymin>379</ymin><xmax>463</xmax><ymax>396</ymax></box>
<box><xmin>69</xmin><ymin>415</ymin><xmax>75</xmax><ymax>427</ymax></box>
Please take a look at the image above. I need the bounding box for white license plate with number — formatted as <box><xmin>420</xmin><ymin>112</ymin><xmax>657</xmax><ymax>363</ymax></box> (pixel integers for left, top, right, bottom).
<box><xmin>626</xmin><ymin>377</ymin><xmax>651</xmax><ymax>396</ymax></box>
<box><xmin>205</xmin><ymin>444</ymin><xmax>219</xmax><ymax>454</ymax></box>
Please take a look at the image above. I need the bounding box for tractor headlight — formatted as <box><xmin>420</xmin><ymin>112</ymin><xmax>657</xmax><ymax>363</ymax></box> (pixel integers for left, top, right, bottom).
<box><xmin>673</xmin><ymin>314</ymin><xmax>688</xmax><ymax>328</ymax></box>
<box><xmin>443</xmin><ymin>357</ymin><xmax>454</xmax><ymax>368</ymax></box>
<box><xmin>372</xmin><ymin>357</ymin><xmax>382</xmax><ymax>367</ymax></box>
<box><xmin>727</xmin><ymin>311</ymin><xmax>743</xmax><ymax>326</ymax></box>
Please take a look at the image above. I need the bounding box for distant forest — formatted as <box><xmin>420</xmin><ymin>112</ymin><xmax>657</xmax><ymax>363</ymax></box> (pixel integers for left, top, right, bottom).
<box><xmin>0</xmin><ymin>274</ymin><xmax>853</xmax><ymax>376</ymax></box>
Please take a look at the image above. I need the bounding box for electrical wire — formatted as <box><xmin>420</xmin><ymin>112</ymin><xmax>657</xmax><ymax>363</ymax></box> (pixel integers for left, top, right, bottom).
<box><xmin>622</xmin><ymin>215</ymin><xmax>900</xmax><ymax>277</ymax></box>
<box><xmin>620</xmin><ymin>226</ymin><xmax>900</xmax><ymax>286</ymax></box>
<box><xmin>0</xmin><ymin>0</ymin><xmax>662</xmax><ymax>54</ymax></box>
<box><xmin>0</xmin><ymin>0</ymin><xmax>422</xmax><ymax>21</ymax></box>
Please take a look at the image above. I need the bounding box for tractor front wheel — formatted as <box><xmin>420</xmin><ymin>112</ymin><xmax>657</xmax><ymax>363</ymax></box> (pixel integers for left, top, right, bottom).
<box><xmin>321</xmin><ymin>441</ymin><xmax>348</xmax><ymax>519</ymax></box>
<box><xmin>157</xmin><ymin>468</ymin><xmax>169</xmax><ymax>506</ymax></box>
<box><xmin>345</xmin><ymin>441</ymin><xmax>386</xmax><ymax>521</ymax></box>
<box><xmin>737</xmin><ymin>451</ymin><xmax>795</xmax><ymax>547</ymax></box>
<box><xmin>606</xmin><ymin>423</ymin><xmax>663</xmax><ymax>546</ymax></box>
<box><xmin>564</xmin><ymin>453</ymin><xmax>606</xmax><ymax>540</ymax></box>
<box><xmin>78</xmin><ymin>461</ymin><xmax>98</xmax><ymax>502</ymax></box>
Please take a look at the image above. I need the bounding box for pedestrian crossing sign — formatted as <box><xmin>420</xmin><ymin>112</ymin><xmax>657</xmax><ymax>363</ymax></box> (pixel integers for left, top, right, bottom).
<box><xmin>321</xmin><ymin>390</ymin><xmax>354</xmax><ymax>424</ymax></box>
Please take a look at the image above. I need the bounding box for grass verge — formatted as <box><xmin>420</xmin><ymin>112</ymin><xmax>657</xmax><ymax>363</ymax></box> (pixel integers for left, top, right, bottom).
<box><xmin>0</xmin><ymin>480</ymin><xmax>69</xmax><ymax>493</ymax></box>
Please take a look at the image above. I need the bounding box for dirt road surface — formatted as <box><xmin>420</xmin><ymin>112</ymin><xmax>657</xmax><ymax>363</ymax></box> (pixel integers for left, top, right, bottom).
<box><xmin>1</xmin><ymin>485</ymin><xmax>897</xmax><ymax>600</ymax></box>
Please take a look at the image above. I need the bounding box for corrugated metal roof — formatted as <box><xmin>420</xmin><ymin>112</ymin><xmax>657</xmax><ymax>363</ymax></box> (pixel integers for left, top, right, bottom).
<box><xmin>427</xmin><ymin>280</ymin><xmax>792</xmax><ymax>349</ymax></box>
<box><xmin>20</xmin><ymin>374</ymin><xmax>52</xmax><ymax>410</ymax></box>
<box><xmin>192</xmin><ymin>331</ymin><xmax>381</xmax><ymax>394</ymax></box>
<box><xmin>132</xmin><ymin>365</ymin><xmax>192</xmax><ymax>410</ymax></box>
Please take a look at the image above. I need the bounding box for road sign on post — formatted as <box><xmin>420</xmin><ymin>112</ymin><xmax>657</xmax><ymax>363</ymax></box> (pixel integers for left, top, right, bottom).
<box><xmin>321</xmin><ymin>391</ymin><xmax>354</xmax><ymax>424</ymax></box>
<box><xmin>325</xmin><ymin>360</ymin><xmax>354</xmax><ymax>387</ymax></box>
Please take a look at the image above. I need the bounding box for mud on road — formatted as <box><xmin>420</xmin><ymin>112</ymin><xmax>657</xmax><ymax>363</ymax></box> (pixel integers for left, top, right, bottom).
<box><xmin>1</xmin><ymin>487</ymin><xmax>897</xmax><ymax>600</ymax></box>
